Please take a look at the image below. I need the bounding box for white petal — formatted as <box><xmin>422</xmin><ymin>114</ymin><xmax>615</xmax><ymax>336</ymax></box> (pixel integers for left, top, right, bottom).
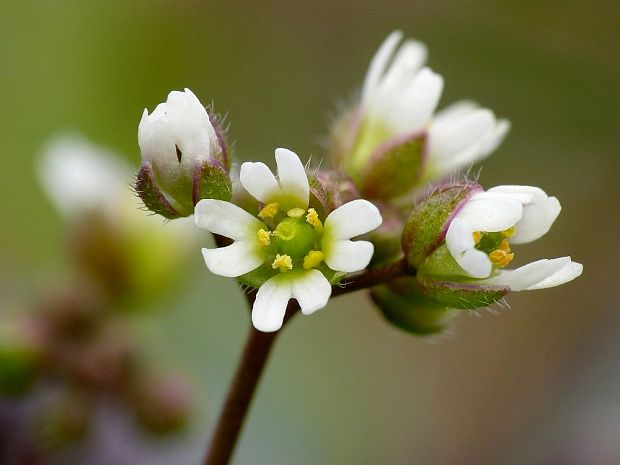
<box><xmin>477</xmin><ymin>119</ymin><xmax>510</xmax><ymax>158</ymax></box>
<box><xmin>389</xmin><ymin>67</ymin><xmax>444</xmax><ymax>133</ymax></box>
<box><xmin>376</xmin><ymin>40</ymin><xmax>427</xmax><ymax>103</ymax></box>
<box><xmin>323</xmin><ymin>240</ymin><xmax>374</xmax><ymax>273</ymax></box>
<box><xmin>201</xmin><ymin>241</ymin><xmax>262</xmax><ymax>277</ymax></box>
<box><xmin>362</xmin><ymin>31</ymin><xmax>403</xmax><ymax>104</ymax></box>
<box><xmin>487</xmin><ymin>186</ymin><xmax>561</xmax><ymax>244</ymax></box>
<box><xmin>323</xmin><ymin>199</ymin><xmax>382</xmax><ymax>240</ymax></box>
<box><xmin>434</xmin><ymin>100</ymin><xmax>478</xmax><ymax>123</ymax></box>
<box><xmin>194</xmin><ymin>199</ymin><xmax>262</xmax><ymax>240</ymax></box>
<box><xmin>239</xmin><ymin>161</ymin><xmax>280</xmax><ymax>203</ymax></box>
<box><xmin>445</xmin><ymin>218</ymin><xmax>492</xmax><ymax>278</ymax></box>
<box><xmin>526</xmin><ymin>260</ymin><xmax>583</xmax><ymax>290</ymax></box>
<box><xmin>291</xmin><ymin>270</ymin><xmax>332</xmax><ymax>315</ymax></box>
<box><xmin>455</xmin><ymin>195</ymin><xmax>523</xmax><ymax>232</ymax></box>
<box><xmin>430</xmin><ymin>109</ymin><xmax>495</xmax><ymax>169</ymax></box>
<box><xmin>274</xmin><ymin>148</ymin><xmax>309</xmax><ymax>208</ymax></box>
<box><xmin>479</xmin><ymin>257</ymin><xmax>571</xmax><ymax>291</ymax></box>
<box><xmin>252</xmin><ymin>275</ymin><xmax>292</xmax><ymax>332</ymax></box>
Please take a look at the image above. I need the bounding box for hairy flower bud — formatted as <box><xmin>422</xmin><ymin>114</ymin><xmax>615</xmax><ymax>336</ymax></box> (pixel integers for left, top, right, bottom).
<box><xmin>137</xmin><ymin>88</ymin><xmax>232</xmax><ymax>218</ymax></box>
<box><xmin>371</xmin><ymin>277</ymin><xmax>455</xmax><ymax>336</ymax></box>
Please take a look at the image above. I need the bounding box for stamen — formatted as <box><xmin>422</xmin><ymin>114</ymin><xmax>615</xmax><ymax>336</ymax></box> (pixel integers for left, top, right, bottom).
<box><xmin>258</xmin><ymin>202</ymin><xmax>279</xmax><ymax>220</ymax></box>
<box><xmin>303</xmin><ymin>250</ymin><xmax>324</xmax><ymax>270</ymax></box>
<box><xmin>473</xmin><ymin>231</ymin><xmax>483</xmax><ymax>244</ymax></box>
<box><xmin>287</xmin><ymin>208</ymin><xmax>306</xmax><ymax>219</ymax></box>
<box><xmin>272</xmin><ymin>254</ymin><xmax>293</xmax><ymax>272</ymax></box>
<box><xmin>306</xmin><ymin>208</ymin><xmax>323</xmax><ymax>233</ymax></box>
<box><xmin>502</xmin><ymin>226</ymin><xmax>516</xmax><ymax>238</ymax></box>
<box><xmin>489</xmin><ymin>249</ymin><xmax>514</xmax><ymax>267</ymax></box>
<box><xmin>257</xmin><ymin>229</ymin><xmax>271</xmax><ymax>248</ymax></box>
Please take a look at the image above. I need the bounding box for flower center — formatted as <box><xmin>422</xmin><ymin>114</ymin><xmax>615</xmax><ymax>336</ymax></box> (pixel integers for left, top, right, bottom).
<box><xmin>473</xmin><ymin>227</ymin><xmax>515</xmax><ymax>268</ymax></box>
<box><xmin>256</xmin><ymin>203</ymin><xmax>325</xmax><ymax>272</ymax></box>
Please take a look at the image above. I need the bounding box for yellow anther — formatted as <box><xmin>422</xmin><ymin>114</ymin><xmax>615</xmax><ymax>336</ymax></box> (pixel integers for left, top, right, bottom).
<box><xmin>303</xmin><ymin>250</ymin><xmax>324</xmax><ymax>270</ymax></box>
<box><xmin>473</xmin><ymin>231</ymin><xmax>483</xmax><ymax>244</ymax></box>
<box><xmin>502</xmin><ymin>226</ymin><xmax>516</xmax><ymax>238</ymax></box>
<box><xmin>287</xmin><ymin>208</ymin><xmax>306</xmax><ymax>219</ymax></box>
<box><xmin>272</xmin><ymin>254</ymin><xmax>293</xmax><ymax>272</ymax></box>
<box><xmin>489</xmin><ymin>249</ymin><xmax>514</xmax><ymax>267</ymax></box>
<box><xmin>306</xmin><ymin>208</ymin><xmax>323</xmax><ymax>232</ymax></box>
<box><xmin>258</xmin><ymin>202</ymin><xmax>279</xmax><ymax>220</ymax></box>
<box><xmin>498</xmin><ymin>239</ymin><xmax>511</xmax><ymax>252</ymax></box>
<box><xmin>257</xmin><ymin>229</ymin><xmax>271</xmax><ymax>248</ymax></box>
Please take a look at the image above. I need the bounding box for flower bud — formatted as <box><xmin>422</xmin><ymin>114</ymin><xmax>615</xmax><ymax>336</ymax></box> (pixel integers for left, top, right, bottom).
<box><xmin>137</xmin><ymin>88</ymin><xmax>232</xmax><ymax>218</ymax></box>
<box><xmin>0</xmin><ymin>319</ymin><xmax>43</xmax><ymax>397</ymax></box>
<box><xmin>371</xmin><ymin>277</ymin><xmax>455</xmax><ymax>336</ymax></box>
<box><xmin>368</xmin><ymin>202</ymin><xmax>406</xmax><ymax>268</ymax></box>
<box><xmin>131</xmin><ymin>373</ymin><xmax>192</xmax><ymax>435</ymax></box>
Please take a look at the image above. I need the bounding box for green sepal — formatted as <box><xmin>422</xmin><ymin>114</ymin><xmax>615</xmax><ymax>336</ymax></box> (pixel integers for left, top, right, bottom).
<box><xmin>415</xmin><ymin>276</ymin><xmax>510</xmax><ymax>309</ymax></box>
<box><xmin>371</xmin><ymin>277</ymin><xmax>454</xmax><ymax>336</ymax></box>
<box><xmin>135</xmin><ymin>163</ymin><xmax>181</xmax><ymax>219</ymax></box>
<box><xmin>402</xmin><ymin>182</ymin><xmax>482</xmax><ymax>269</ymax></box>
<box><xmin>238</xmin><ymin>263</ymin><xmax>345</xmax><ymax>289</ymax></box>
<box><xmin>192</xmin><ymin>160</ymin><xmax>232</xmax><ymax>204</ymax></box>
<box><xmin>359</xmin><ymin>132</ymin><xmax>427</xmax><ymax>199</ymax></box>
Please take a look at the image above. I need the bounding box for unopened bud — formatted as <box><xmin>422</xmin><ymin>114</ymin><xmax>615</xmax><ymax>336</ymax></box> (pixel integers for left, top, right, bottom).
<box><xmin>131</xmin><ymin>373</ymin><xmax>192</xmax><ymax>435</ymax></box>
<box><xmin>371</xmin><ymin>277</ymin><xmax>455</xmax><ymax>336</ymax></box>
<box><xmin>137</xmin><ymin>88</ymin><xmax>232</xmax><ymax>217</ymax></box>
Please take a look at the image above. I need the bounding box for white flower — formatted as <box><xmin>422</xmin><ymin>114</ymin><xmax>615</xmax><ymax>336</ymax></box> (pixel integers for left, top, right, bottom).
<box><xmin>38</xmin><ymin>133</ymin><xmax>130</xmax><ymax>218</ymax></box>
<box><xmin>445</xmin><ymin>185</ymin><xmax>582</xmax><ymax>290</ymax></box>
<box><xmin>358</xmin><ymin>31</ymin><xmax>509</xmax><ymax>178</ymax></box>
<box><xmin>195</xmin><ymin>148</ymin><xmax>383</xmax><ymax>332</ymax></box>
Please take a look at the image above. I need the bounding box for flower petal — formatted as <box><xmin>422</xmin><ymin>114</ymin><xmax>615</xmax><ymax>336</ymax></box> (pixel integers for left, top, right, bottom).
<box><xmin>323</xmin><ymin>240</ymin><xmax>374</xmax><ymax>273</ymax></box>
<box><xmin>194</xmin><ymin>199</ymin><xmax>262</xmax><ymax>240</ymax></box>
<box><xmin>390</xmin><ymin>67</ymin><xmax>443</xmax><ymax>133</ymax></box>
<box><xmin>252</xmin><ymin>275</ymin><xmax>292</xmax><ymax>332</ymax></box>
<box><xmin>362</xmin><ymin>31</ymin><xmax>403</xmax><ymax>104</ymax></box>
<box><xmin>291</xmin><ymin>270</ymin><xmax>332</xmax><ymax>315</ymax></box>
<box><xmin>456</xmin><ymin>195</ymin><xmax>523</xmax><ymax>232</ymax></box>
<box><xmin>487</xmin><ymin>186</ymin><xmax>561</xmax><ymax>244</ymax></box>
<box><xmin>479</xmin><ymin>257</ymin><xmax>572</xmax><ymax>291</ymax></box>
<box><xmin>274</xmin><ymin>148</ymin><xmax>309</xmax><ymax>208</ymax></box>
<box><xmin>201</xmin><ymin>241</ymin><xmax>262</xmax><ymax>277</ymax></box>
<box><xmin>526</xmin><ymin>260</ymin><xmax>583</xmax><ymax>290</ymax></box>
<box><xmin>240</xmin><ymin>161</ymin><xmax>280</xmax><ymax>203</ymax></box>
<box><xmin>323</xmin><ymin>199</ymin><xmax>383</xmax><ymax>240</ymax></box>
<box><xmin>445</xmin><ymin>217</ymin><xmax>492</xmax><ymax>278</ymax></box>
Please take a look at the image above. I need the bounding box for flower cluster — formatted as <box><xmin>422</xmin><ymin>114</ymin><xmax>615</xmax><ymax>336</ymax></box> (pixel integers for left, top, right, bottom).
<box><xmin>136</xmin><ymin>31</ymin><xmax>582</xmax><ymax>334</ymax></box>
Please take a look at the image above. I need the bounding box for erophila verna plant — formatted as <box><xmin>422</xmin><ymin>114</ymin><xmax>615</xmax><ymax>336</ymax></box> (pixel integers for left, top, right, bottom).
<box><xmin>134</xmin><ymin>31</ymin><xmax>582</xmax><ymax>464</ymax></box>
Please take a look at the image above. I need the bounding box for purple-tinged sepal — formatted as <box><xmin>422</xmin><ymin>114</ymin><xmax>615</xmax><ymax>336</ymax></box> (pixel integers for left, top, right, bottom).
<box><xmin>358</xmin><ymin>131</ymin><xmax>427</xmax><ymax>200</ymax></box>
<box><xmin>414</xmin><ymin>277</ymin><xmax>509</xmax><ymax>309</ymax></box>
<box><xmin>402</xmin><ymin>182</ymin><xmax>482</xmax><ymax>269</ymax></box>
<box><xmin>135</xmin><ymin>163</ymin><xmax>181</xmax><ymax>219</ymax></box>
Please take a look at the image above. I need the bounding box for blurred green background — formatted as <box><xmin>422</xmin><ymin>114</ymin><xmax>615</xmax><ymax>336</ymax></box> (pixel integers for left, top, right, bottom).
<box><xmin>1</xmin><ymin>0</ymin><xmax>619</xmax><ymax>464</ymax></box>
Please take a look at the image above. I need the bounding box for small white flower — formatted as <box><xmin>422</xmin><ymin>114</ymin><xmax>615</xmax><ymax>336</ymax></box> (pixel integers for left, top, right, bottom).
<box><xmin>445</xmin><ymin>185</ymin><xmax>582</xmax><ymax>290</ymax></box>
<box><xmin>38</xmin><ymin>133</ymin><xmax>130</xmax><ymax>218</ymax></box>
<box><xmin>195</xmin><ymin>148</ymin><xmax>383</xmax><ymax>332</ymax></box>
<box><xmin>359</xmin><ymin>31</ymin><xmax>509</xmax><ymax>178</ymax></box>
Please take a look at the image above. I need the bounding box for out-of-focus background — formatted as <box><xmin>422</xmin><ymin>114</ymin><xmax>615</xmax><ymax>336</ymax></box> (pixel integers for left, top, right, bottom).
<box><xmin>1</xmin><ymin>1</ymin><xmax>618</xmax><ymax>464</ymax></box>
